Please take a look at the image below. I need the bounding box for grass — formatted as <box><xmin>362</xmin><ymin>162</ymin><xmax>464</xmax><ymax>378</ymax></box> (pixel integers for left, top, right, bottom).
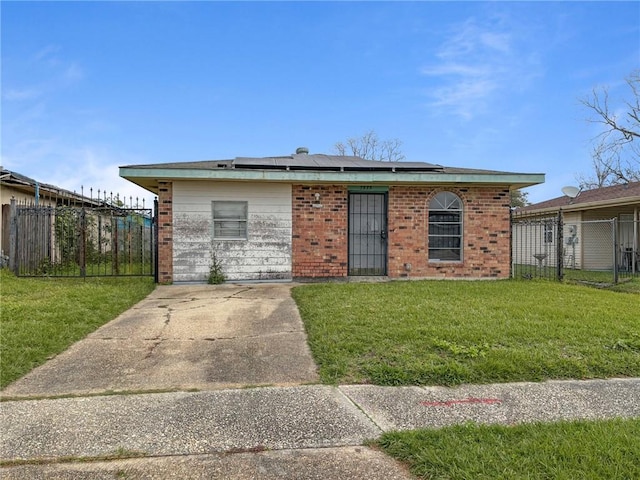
<box><xmin>377</xmin><ymin>418</ymin><xmax>640</xmax><ymax>480</ymax></box>
<box><xmin>291</xmin><ymin>280</ymin><xmax>640</xmax><ymax>386</ymax></box>
<box><xmin>23</xmin><ymin>260</ymin><xmax>153</xmax><ymax>277</ymax></box>
<box><xmin>513</xmin><ymin>263</ymin><xmax>640</xmax><ymax>284</ymax></box>
<box><xmin>0</xmin><ymin>269</ymin><xmax>155</xmax><ymax>389</ymax></box>
<box><xmin>608</xmin><ymin>277</ymin><xmax>640</xmax><ymax>293</ymax></box>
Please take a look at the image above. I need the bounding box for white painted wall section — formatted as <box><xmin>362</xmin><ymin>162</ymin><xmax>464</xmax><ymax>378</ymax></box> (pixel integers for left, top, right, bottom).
<box><xmin>173</xmin><ymin>181</ymin><xmax>292</xmax><ymax>282</ymax></box>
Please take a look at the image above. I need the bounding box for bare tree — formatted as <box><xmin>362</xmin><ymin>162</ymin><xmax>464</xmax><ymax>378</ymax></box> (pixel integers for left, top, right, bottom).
<box><xmin>579</xmin><ymin>71</ymin><xmax>640</xmax><ymax>189</ymax></box>
<box><xmin>334</xmin><ymin>130</ymin><xmax>405</xmax><ymax>162</ymax></box>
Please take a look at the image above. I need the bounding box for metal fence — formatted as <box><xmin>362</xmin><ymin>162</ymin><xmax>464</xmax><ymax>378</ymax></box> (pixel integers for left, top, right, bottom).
<box><xmin>7</xmin><ymin>191</ymin><xmax>156</xmax><ymax>278</ymax></box>
<box><xmin>512</xmin><ymin>209</ymin><xmax>638</xmax><ymax>284</ymax></box>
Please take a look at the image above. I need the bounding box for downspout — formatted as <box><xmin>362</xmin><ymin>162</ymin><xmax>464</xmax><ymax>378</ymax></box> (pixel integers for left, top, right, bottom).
<box><xmin>35</xmin><ymin>181</ymin><xmax>39</xmax><ymax>206</ymax></box>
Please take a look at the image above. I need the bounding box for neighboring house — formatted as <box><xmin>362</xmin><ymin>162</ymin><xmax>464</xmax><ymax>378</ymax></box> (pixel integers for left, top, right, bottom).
<box><xmin>0</xmin><ymin>167</ymin><xmax>84</xmax><ymax>259</ymax></box>
<box><xmin>120</xmin><ymin>149</ymin><xmax>544</xmax><ymax>283</ymax></box>
<box><xmin>0</xmin><ymin>167</ymin><xmax>128</xmax><ymax>272</ymax></box>
<box><xmin>513</xmin><ymin>182</ymin><xmax>640</xmax><ymax>272</ymax></box>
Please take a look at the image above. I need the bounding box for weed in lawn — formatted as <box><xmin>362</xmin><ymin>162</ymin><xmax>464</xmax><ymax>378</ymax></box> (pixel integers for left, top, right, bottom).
<box><xmin>292</xmin><ymin>280</ymin><xmax>640</xmax><ymax>386</ymax></box>
<box><xmin>433</xmin><ymin>339</ymin><xmax>490</xmax><ymax>358</ymax></box>
<box><xmin>378</xmin><ymin>418</ymin><xmax>640</xmax><ymax>480</ymax></box>
<box><xmin>609</xmin><ymin>334</ymin><xmax>640</xmax><ymax>352</ymax></box>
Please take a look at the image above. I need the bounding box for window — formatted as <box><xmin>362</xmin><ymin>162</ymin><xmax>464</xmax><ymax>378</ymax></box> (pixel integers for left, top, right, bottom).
<box><xmin>543</xmin><ymin>223</ymin><xmax>554</xmax><ymax>243</ymax></box>
<box><xmin>212</xmin><ymin>201</ymin><xmax>248</xmax><ymax>239</ymax></box>
<box><xmin>428</xmin><ymin>191</ymin><xmax>462</xmax><ymax>261</ymax></box>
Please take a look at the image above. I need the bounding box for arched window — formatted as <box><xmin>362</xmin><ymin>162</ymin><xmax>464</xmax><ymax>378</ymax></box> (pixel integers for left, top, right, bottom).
<box><xmin>428</xmin><ymin>192</ymin><xmax>462</xmax><ymax>262</ymax></box>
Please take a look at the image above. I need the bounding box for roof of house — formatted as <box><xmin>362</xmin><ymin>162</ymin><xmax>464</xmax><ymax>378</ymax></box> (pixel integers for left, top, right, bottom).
<box><xmin>518</xmin><ymin>181</ymin><xmax>640</xmax><ymax>214</ymax></box>
<box><xmin>1</xmin><ymin>167</ymin><xmax>111</xmax><ymax>208</ymax></box>
<box><xmin>120</xmin><ymin>151</ymin><xmax>545</xmax><ymax>194</ymax></box>
<box><xmin>130</xmin><ymin>154</ymin><xmax>445</xmax><ymax>172</ymax></box>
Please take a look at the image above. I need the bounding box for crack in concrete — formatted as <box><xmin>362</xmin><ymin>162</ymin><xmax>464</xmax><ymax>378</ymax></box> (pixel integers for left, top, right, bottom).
<box><xmin>225</xmin><ymin>287</ymin><xmax>254</xmax><ymax>299</ymax></box>
<box><xmin>199</xmin><ymin>330</ymin><xmax>305</xmax><ymax>341</ymax></box>
<box><xmin>143</xmin><ymin>308</ymin><xmax>172</xmax><ymax>359</ymax></box>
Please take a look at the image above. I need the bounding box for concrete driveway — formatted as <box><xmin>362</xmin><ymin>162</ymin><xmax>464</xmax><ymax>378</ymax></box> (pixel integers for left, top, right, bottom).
<box><xmin>3</xmin><ymin>284</ymin><xmax>320</xmax><ymax>397</ymax></box>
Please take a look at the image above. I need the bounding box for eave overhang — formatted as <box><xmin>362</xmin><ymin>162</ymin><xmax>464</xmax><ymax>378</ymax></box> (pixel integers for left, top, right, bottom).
<box><xmin>119</xmin><ymin>166</ymin><xmax>545</xmax><ymax>195</ymax></box>
<box><xmin>517</xmin><ymin>195</ymin><xmax>640</xmax><ymax>216</ymax></box>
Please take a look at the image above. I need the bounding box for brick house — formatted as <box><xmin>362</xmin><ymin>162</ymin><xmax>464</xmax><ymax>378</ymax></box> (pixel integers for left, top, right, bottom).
<box><xmin>120</xmin><ymin>150</ymin><xmax>543</xmax><ymax>283</ymax></box>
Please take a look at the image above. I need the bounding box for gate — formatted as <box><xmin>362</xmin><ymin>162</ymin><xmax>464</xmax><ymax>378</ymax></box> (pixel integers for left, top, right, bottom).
<box><xmin>511</xmin><ymin>210</ymin><xmax>563</xmax><ymax>281</ymax></box>
<box><xmin>9</xmin><ymin>197</ymin><xmax>156</xmax><ymax>278</ymax></box>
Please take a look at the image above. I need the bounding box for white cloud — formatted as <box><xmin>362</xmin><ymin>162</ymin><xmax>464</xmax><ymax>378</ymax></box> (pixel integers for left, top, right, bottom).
<box><xmin>2</xmin><ymin>142</ymin><xmax>154</xmax><ymax>209</ymax></box>
<box><xmin>479</xmin><ymin>32</ymin><xmax>511</xmax><ymax>54</ymax></box>
<box><xmin>421</xmin><ymin>63</ymin><xmax>490</xmax><ymax>77</ymax></box>
<box><xmin>49</xmin><ymin>148</ymin><xmax>154</xmax><ymax>208</ymax></box>
<box><xmin>429</xmin><ymin>79</ymin><xmax>498</xmax><ymax>120</ymax></box>
<box><xmin>3</xmin><ymin>46</ymin><xmax>85</xmax><ymax>105</ymax></box>
<box><xmin>33</xmin><ymin>45</ymin><xmax>62</xmax><ymax>66</ymax></box>
<box><xmin>62</xmin><ymin>63</ymin><xmax>85</xmax><ymax>84</ymax></box>
<box><xmin>421</xmin><ymin>13</ymin><xmax>543</xmax><ymax>120</ymax></box>
<box><xmin>2</xmin><ymin>88</ymin><xmax>42</xmax><ymax>101</ymax></box>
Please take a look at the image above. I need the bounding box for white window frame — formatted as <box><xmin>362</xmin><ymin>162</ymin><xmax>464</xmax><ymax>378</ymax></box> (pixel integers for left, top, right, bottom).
<box><xmin>212</xmin><ymin>201</ymin><xmax>248</xmax><ymax>240</ymax></box>
<box><xmin>428</xmin><ymin>191</ymin><xmax>463</xmax><ymax>262</ymax></box>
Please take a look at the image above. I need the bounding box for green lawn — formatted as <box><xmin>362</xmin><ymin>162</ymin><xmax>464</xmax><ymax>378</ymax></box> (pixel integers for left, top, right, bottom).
<box><xmin>378</xmin><ymin>418</ymin><xmax>640</xmax><ymax>480</ymax></box>
<box><xmin>0</xmin><ymin>269</ymin><xmax>155</xmax><ymax>389</ymax></box>
<box><xmin>609</xmin><ymin>277</ymin><xmax>640</xmax><ymax>293</ymax></box>
<box><xmin>291</xmin><ymin>280</ymin><xmax>640</xmax><ymax>386</ymax></box>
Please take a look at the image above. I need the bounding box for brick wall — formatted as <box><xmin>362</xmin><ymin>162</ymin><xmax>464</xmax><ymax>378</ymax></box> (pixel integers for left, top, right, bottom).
<box><xmin>157</xmin><ymin>181</ymin><xmax>173</xmax><ymax>283</ymax></box>
<box><xmin>387</xmin><ymin>185</ymin><xmax>511</xmax><ymax>279</ymax></box>
<box><xmin>292</xmin><ymin>185</ymin><xmax>348</xmax><ymax>277</ymax></box>
<box><xmin>291</xmin><ymin>184</ymin><xmax>511</xmax><ymax>280</ymax></box>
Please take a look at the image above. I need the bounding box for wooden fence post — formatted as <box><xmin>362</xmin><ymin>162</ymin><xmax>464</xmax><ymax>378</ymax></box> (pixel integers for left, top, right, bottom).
<box><xmin>9</xmin><ymin>198</ymin><xmax>17</xmax><ymax>274</ymax></box>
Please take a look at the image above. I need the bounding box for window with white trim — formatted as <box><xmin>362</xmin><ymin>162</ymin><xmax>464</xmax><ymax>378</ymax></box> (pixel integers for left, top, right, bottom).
<box><xmin>428</xmin><ymin>191</ymin><xmax>462</xmax><ymax>261</ymax></box>
<box><xmin>212</xmin><ymin>201</ymin><xmax>248</xmax><ymax>239</ymax></box>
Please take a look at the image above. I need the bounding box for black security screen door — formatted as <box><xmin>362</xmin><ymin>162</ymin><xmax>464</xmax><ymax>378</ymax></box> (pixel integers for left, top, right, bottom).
<box><xmin>348</xmin><ymin>193</ymin><xmax>387</xmax><ymax>276</ymax></box>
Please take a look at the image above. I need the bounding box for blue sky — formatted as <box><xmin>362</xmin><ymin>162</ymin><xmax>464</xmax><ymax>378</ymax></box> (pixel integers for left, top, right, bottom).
<box><xmin>2</xmin><ymin>1</ymin><xmax>639</xmax><ymax>205</ymax></box>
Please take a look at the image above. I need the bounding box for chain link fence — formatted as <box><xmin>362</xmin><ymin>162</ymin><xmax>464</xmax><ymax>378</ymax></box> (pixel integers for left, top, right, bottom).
<box><xmin>512</xmin><ymin>210</ymin><xmax>638</xmax><ymax>284</ymax></box>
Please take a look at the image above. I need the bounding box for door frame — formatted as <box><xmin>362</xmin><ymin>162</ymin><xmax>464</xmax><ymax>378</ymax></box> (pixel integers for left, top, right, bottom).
<box><xmin>347</xmin><ymin>188</ymin><xmax>388</xmax><ymax>276</ymax></box>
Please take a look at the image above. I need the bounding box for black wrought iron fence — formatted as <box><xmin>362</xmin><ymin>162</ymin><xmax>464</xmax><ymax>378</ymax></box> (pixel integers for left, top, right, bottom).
<box><xmin>8</xmin><ymin>191</ymin><xmax>155</xmax><ymax>278</ymax></box>
<box><xmin>511</xmin><ymin>210</ymin><xmax>563</xmax><ymax>281</ymax></box>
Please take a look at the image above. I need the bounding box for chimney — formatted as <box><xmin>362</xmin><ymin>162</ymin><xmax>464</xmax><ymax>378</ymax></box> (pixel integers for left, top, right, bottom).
<box><xmin>295</xmin><ymin>147</ymin><xmax>309</xmax><ymax>155</ymax></box>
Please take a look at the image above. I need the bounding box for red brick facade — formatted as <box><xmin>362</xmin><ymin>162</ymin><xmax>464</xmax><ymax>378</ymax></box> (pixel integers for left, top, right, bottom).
<box><xmin>291</xmin><ymin>184</ymin><xmax>511</xmax><ymax>280</ymax></box>
<box><xmin>292</xmin><ymin>185</ymin><xmax>348</xmax><ymax>277</ymax></box>
<box><xmin>386</xmin><ymin>186</ymin><xmax>511</xmax><ymax>279</ymax></box>
<box><xmin>157</xmin><ymin>181</ymin><xmax>173</xmax><ymax>284</ymax></box>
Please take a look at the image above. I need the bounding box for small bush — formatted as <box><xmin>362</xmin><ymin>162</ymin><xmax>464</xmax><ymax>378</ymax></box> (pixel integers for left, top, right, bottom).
<box><xmin>208</xmin><ymin>250</ymin><xmax>226</xmax><ymax>284</ymax></box>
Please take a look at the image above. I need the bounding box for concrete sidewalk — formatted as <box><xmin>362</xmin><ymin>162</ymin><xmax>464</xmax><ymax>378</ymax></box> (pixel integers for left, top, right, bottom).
<box><xmin>2</xmin><ymin>378</ymin><xmax>639</xmax><ymax>478</ymax></box>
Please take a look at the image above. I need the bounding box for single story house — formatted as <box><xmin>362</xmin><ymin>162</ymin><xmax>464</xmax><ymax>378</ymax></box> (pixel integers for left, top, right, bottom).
<box><xmin>513</xmin><ymin>181</ymin><xmax>640</xmax><ymax>272</ymax></box>
<box><xmin>120</xmin><ymin>149</ymin><xmax>544</xmax><ymax>283</ymax></box>
<box><xmin>0</xmin><ymin>167</ymin><xmax>102</xmax><ymax>260</ymax></box>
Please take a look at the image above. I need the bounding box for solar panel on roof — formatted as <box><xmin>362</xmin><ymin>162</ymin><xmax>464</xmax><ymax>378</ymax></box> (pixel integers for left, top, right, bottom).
<box><xmin>232</xmin><ymin>155</ymin><xmax>443</xmax><ymax>172</ymax></box>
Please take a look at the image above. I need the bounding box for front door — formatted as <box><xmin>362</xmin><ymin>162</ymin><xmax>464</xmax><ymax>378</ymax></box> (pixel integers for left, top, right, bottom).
<box><xmin>348</xmin><ymin>192</ymin><xmax>387</xmax><ymax>276</ymax></box>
